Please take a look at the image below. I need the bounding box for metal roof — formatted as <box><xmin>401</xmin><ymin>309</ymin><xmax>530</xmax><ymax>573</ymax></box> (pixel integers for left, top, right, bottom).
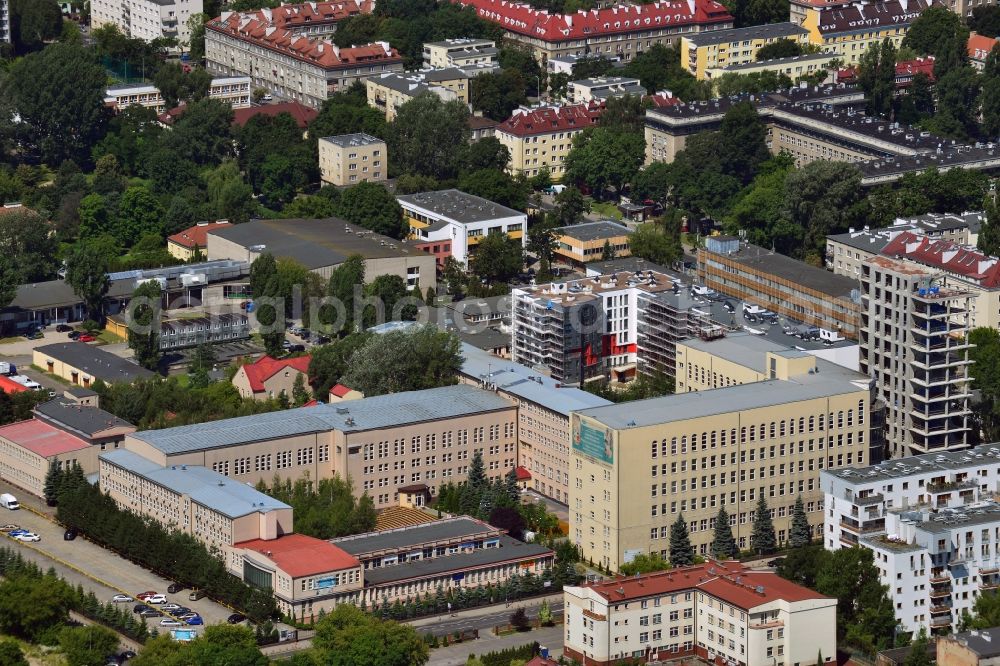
<box><xmin>130</xmin><ymin>385</ymin><xmax>514</xmax><ymax>455</ymax></box>
<box><xmin>684</xmin><ymin>21</ymin><xmax>806</xmax><ymax>46</ymax></box>
<box><xmin>396</xmin><ymin>190</ymin><xmax>524</xmax><ymax>225</ymax></box>
<box><xmin>99</xmin><ymin>449</ymin><xmax>291</xmax><ymax>519</ymax></box>
<box><xmin>319</xmin><ymin>133</ymin><xmax>385</xmax><ymax>148</ymax></box>
<box><xmin>332</xmin><ymin>516</ymin><xmax>493</xmax><ymax>555</ymax></box>
<box><xmin>34</xmin><ymin>343</ymin><xmax>155</xmax><ymax>383</ymax></box>
<box><xmin>556</xmin><ymin>220</ymin><xmax>631</xmax><ymax>242</ymax></box>
<box><xmin>33</xmin><ymin>399</ymin><xmax>133</xmax><ymax>437</ymax></box>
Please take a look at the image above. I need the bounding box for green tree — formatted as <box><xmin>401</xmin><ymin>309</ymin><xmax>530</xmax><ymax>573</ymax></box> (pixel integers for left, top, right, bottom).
<box><xmin>669</xmin><ymin>513</ymin><xmax>695</xmax><ymax>567</ymax></box>
<box><xmin>154</xmin><ymin>62</ymin><xmax>212</xmax><ymax>109</ymax></box>
<box><xmin>967</xmin><ymin>589</ymin><xmax>1000</xmax><ymax>628</ymax></box>
<box><xmin>467</xmin><ymin>449</ymin><xmax>488</xmax><ymax>491</ymax></box>
<box><xmin>116</xmin><ymin>185</ymin><xmax>164</xmax><ymax>247</ymax></box>
<box><xmin>65</xmin><ymin>238</ymin><xmax>113</xmax><ymax>323</ymax></box>
<box><xmin>249</xmin><ymin>252</ymin><xmax>278</xmax><ymax>303</ymax></box>
<box><xmin>718</xmin><ymin>101</ymin><xmax>770</xmax><ymax>184</ymax></box>
<box><xmin>470</xmin><ymin>69</ymin><xmax>528</xmax><ymax>120</ymax></box>
<box><xmin>188</xmin><ymin>343</ymin><xmax>215</xmax><ymax>389</ymax></box>
<box><xmin>188</xmin><ymin>13</ymin><xmax>208</xmax><ymax>61</ymax></box>
<box><xmin>92</xmin><ymin>154</ymin><xmax>129</xmax><ymax>196</ymax></box>
<box><xmin>628</xmin><ymin>222</ymin><xmax>682</xmax><ymax>266</ymax></box>
<box><xmin>389</xmin><ymin>94</ymin><xmax>471</xmax><ymax>180</ymax></box>
<box><xmin>457</xmin><ymin>170</ymin><xmax>528</xmax><ymax>210</ymax></box>
<box><xmin>128</xmin><ymin>280</ymin><xmax>162</xmax><ymax>370</ymax></box>
<box><xmin>981</xmin><ymin>44</ymin><xmax>1000</xmax><ymax>138</ymax></box>
<box><xmin>776</xmin><ymin>543</ymin><xmax>827</xmax><ymax>588</ymax></box>
<box><xmin>927</xmin><ymin>65</ymin><xmax>981</xmax><ymax>140</ymax></box>
<box><xmin>9</xmin><ymin>0</ymin><xmax>63</xmax><ymax>52</ymax></box>
<box><xmin>755</xmin><ymin>38</ymin><xmax>802</xmax><ymax>61</ymax></box>
<box><xmin>326</xmin><ymin>255</ymin><xmax>366</xmax><ymax>336</ymax></box>
<box><xmin>903</xmin><ymin>629</ymin><xmax>932</xmax><ymax>666</ymax></box>
<box><xmin>564</xmin><ymin>127</ymin><xmax>645</xmax><ymax>197</ymax></box>
<box><xmin>789</xmin><ymin>495</ymin><xmax>812</xmax><ymax>548</ymax></box>
<box><xmin>902</xmin><ymin>5</ymin><xmax>969</xmax><ymax>63</ymax></box>
<box><xmin>311</xmin><ymin>604</ymin><xmax>429</xmax><ymax>666</ymax></box>
<box><xmin>0</xmin><ymin>254</ymin><xmax>20</xmax><ymax>318</ymax></box>
<box><xmin>780</xmin><ymin>161</ymin><xmax>863</xmax><ymax>261</ymax></box>
<box><xmin>710</xmin><ymin>507</ymin><xmax>738</xmax><ymax>560</ymax></box>
<box><xmin>337</xmin><ymin>182</ymin><xmax>407</xmax><ymax>238</ymax></box>
<box><xmin>0</xmin><ymin>576</ymin><xmax>73</xmax><ymax>641</ymax></box>
<box><xmin>250</xmin><ymin>253</ymin><xmax>283</xmax><ymax>356</ymax></box>
<box><xmin>751</xmin><ymin>496</ymin><xmax>777</xmax><ymax>554</ymax></box>
<box><xmin>601</xmin><ymin>240</ymin><xmax>616</xmax><ymax>261</ymax></box>
<box><xmin>469</xmin><ymin>233</ymin><xmax>523</xmax><ymax>284</ymax></box>
<box><xmin>363</xmin><ymin>274</ymin><xmax>415</xmax><ymax>326</ymax></box>
<box><xmin>972</xmin><ymin>6</ymin><xmax>1000</xmax><ymax>37</ymax></box>
<box><xmin>858</xmin><ymin>39</ymin><xmax>897</xmax><ymax>119</ymax></box>
<box><xmin>5</xmin><ymin>42</ymin><xmax>107</xmax><ymax>165</ymax></box>
<box><xmin>205</xmin><ymin>160</ymin><xmax>256</xmax><ymax>223</ymax></box>
<box><xmin>308</xmin><ymin>333</ymin><xmax>371</xmax><ymax>397</ymax></box>
<box><xmin>462</xmin><ymin>137</ymin><xmax>511</xmax><ymax>172</ymax></box>
<box><xmin>815</xmin><ymin>547</ymin><xmax>897</xmax><ymax>653</ymax></box>
<box><xmin>59</xmin><ymin>625</ymin><xmax>120</xmax><ymax>666</ymax></box>
<box><xmin>0</xmin><ymin>640</ymin><xmax>26</xmax><ymax>666</ymax></box>
<box><xmin>43</xmin><ymin>460</ymin><xmax>63</xmax><ymax>507</ymax></box>
<box><xmin>165</xmin><ymin>98</ymin><xmax>235</xmax><ymax>166</ymax></box>
<box><xmin>620</xmin><ymin>552</ymin><xmax>671</xmax><ymax>575</ymax></box>
<box><xmin>553</xmin><ymin>186</ymin><xmax>591</xmax><ymax>226</ymax></box>
<box><xmin>970</xmin><ymin>327</ymin><xmax>1000</xmax><ymax>441</ymax></box>
<box><xmin>339</xmin><ymin>325</ymin><xmax>460</xmax><ymax>396</ymax></box>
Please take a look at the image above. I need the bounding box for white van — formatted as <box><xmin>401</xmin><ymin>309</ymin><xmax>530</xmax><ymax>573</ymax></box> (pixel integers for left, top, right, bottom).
<box><xmin>9</xmin><ymin>376</ymin><xmax>40</xmax><ymax>390</ymax></box>
<box><xmin>0</xmin><ymin>493</ymin><xmax>19</xmax><ymax>510</ymax></box>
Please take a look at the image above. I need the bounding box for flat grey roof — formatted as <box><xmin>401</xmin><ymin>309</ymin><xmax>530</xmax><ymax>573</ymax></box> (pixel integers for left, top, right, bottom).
<box><xmin>577</xmin><ymin>372</ymin><xmax>866</xmax><ymax>430</ymax></box>
<box><xmin>719</xmin><ymin>52</ymin><xmax>832</xmax><ymax>72</ymax></box>
<box><xmin>459</xmin><ymin>342</ymin><xmax>610</xmax><ymax>415</ymax></box>
<box><xmin>10</xmin><ymin>279</ymin><xmax>133</xmax><ymax>311</ymax></box>
<box><xmin>129</xmin><ymin>384</ymin><xmax>514</xmax><ymax>455</ymax></box>
<box><xmin>570</xmin><ymin>76</ymin><xmax>640</xmax><ymax>87</ymax></box>
<box><xmin>425</xmin><ymin>38</ymin><xmax>495</xmax><ymax>47</ymax></box>
<box><xmin>332</xmin><ymin>517</ymin><xmax>492</xmax><ymax>555</ymax></box>
<box><xmin>825</xmin><ymin>443</ymin><xmax>1000</xmax><ymax>485</ymax></box>
<box><xmin>209</xmin><ymin>218</ymin><xmax>417</xmax><ymax>270</ymax></box>
<box><xmin>685</xmin><ymin>21</ymin><xmax>807</xmax><ymax>46</ymax></box>
<box><xmin>396</xmin><ymin>189</ymin><xmax>524</xmax><ymax>225</ymax></box>
<box><xmin>948</xmin><ymin>628</ymin><xmax>1000</xmax><ymax>657</ymax></box>
<box><xmin>319</xmin><ymin>133</ymin><xmax>384</xmax><ymax>148</ymax></box>
<box><xmin>556</xmin><ymin>220</ymin><xmax>631</xmax><ymax>242</ymax></box>
<box><xmin>586</xmin><ymin>257</ymin><xmax>675</xmax><ymax>276</ymax></box>
<box><xmin>34</xmin><ymin>343</ymin><xmax>155</xmax><ymax>383</ymax></box>
<box><xmin>826</xmin><ymin>229</ymin><xmax>894</xmax><ymax>254</ymax></box>
<box><xmin>100</xmin><ymin>449</ymin><xmax>291</xmax><ymax>519</ymax></box>
<box><xmin>34</xmin><ymin>399</ymin><xmax>133</xmax><ymax>437</ymax></box>
<box><xmin>358</xmin><ymin>534</ymin><xmax>552</xmax><ymax>586</ymax></box>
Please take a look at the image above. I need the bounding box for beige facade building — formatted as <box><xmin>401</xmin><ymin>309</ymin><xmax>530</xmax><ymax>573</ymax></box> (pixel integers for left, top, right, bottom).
<box><xmin>800</xmin><ymin>0</ymin><xmax>931</xmax><ymax>66</ymax></box>
<box><xmin>553</xmin><ymin>221</ymin><xmax>632</xmax><ymax>267</ymax></box>
<box><xmin>318</xmin><ymin>133</ymin><xmax>386</xmax><ymax>186</ymax></box>
<box><xmin>496</xmin><ymin>102</ymin><xmax>604</xmax><ymax>180</ymax></box>
<box><xmin>563</xmin><ymin>561</ymin><xmax>838</xmax><ymax>666</ymax></box>
<box><xmin>34</xmin><ymin>343</ymin><xmax>155</xmax><ymax>387</ymax></box>
<box><xmin>567</xmin><ymin>77</ymin><xmax>644</xmax><ymax>104</ymax></box>
<box><xmin>99</xmin><ymin>448</ymin><xmax>293</xmax><ymax>552</ymax></box>
<box><xmin>91</xmin><ymin>0</ymin><xmax>202</xmax><ymax>46</ymax></box>
<box><xmin>571</xmin><ymin>332</ymin><xmax>873</xmax><ymax>570</ymax></box>
<box><xmin>938</xmin><ymin>628</ymin><xmax>1000</xmax><ymax>665</ymax></box>
<box><xmin>232</xmin><ymin>355</ymin><xmax>311</xmax><ymax>401</ymax></box>
<box><xmin>365</xmin><ymin>69</ymin><xmax>469</xmax><ymax>121</ymax></box>
<box><xmin>680</xmin><ymin>22</ymin><xmax>809</xmax><ymax>80</ymax></box>
<box><xmin>167</xmin><ymin>221</ymin><xmax>232</xmax><ymax>261</ymax></box>
<box><xmin>0</xmin><ymin>419</ymin><xmax>95</xmax><ymax>499</ymax></box>
<box><xmin>423</xmin><ymin>38</ymin><xmax>498</xmax><ymax>74</ymax></box>
<box><xmin>705</xmin><ymin>52</ymin><xmax>831</xmax><ymax>83</ymax></box>
<box><xmin>122</xmin><ymin>385</ymin><xmax>517</xmax><ymax>510</ymax></box>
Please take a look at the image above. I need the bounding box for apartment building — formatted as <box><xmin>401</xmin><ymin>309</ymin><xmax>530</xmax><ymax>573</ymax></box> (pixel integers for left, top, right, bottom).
<box><xmin>512</xmin><ymin>270</ymin><xmax>712</xmax><ymax>385</ymax></box>
<box><xmin>232</xmin><ymin>355</ymin><xmax>311</xmax><ymax>401</ymax></box>
<box><xmin>318</xmin><ymin>133</ymin><xmax>386</xmax><ymax>186</ymax></box>
<box><xmin>705</xmin><ymin>52</ymin><xmax>831</xmax><ymax>82</ymax></box>
<box><xmin>567</xmin><ymin>77</ymin><xmax>644</xmax><ymax>104</ymax></box>
<box><xmin>456</xmin><ymin>0</ymin><xmax>733</xmax><ymax>63</ymax></box>
<box><xmin>822</xmin><ymin>446</ymin><xmax>1000</xmax><ymax>634</ymax></box>
<box><xmin>679</xmin><ymin>22</ymin><xmax>810</xmax><ymax>80</ymax></box>
<box><xmin>122</xmin><ymin>384</ymin><xmax>518</xmax><ymax>510</ymax></box>
<box><xmin>826</xmin><ymin>212</ymin><xmax>983</xmax><ymax>279</ymax></box>
<box><xmin>553</xmin><ymin>221</ymin><xmax>632</xmax><ymax>267</ymax></box>
<box><xmin>496</xmin><ymin>102</ymin><xmax>605</xmax><ymax>180</ymax></box>
<box><xmin>698</xmin><ymin>236</ymin><xmax>861</xmax><ymax>339</ymax></box>
<box><xmin>0</xmin><ymin>419</ymin><xmax>95</xmax><ymax>499</ymax></box>
<box><xmin>104</xmin><ymin>77</ymin><xmax>252</xmax><ymax>113</ymax></box>
<box><xmin>205</xmin><ymin>10</ymin><xmax>403</xmax><ymax>109</ymax></box>
<box><xmin>0</xmin><ymin>0</ymin><xmax>9</xmax><ymax>44</ymax></box>
<box><xmin>800</xmin><ymin>0</ymin><xmax>931</xmax><ymax>66</ymax></box>
<box><xmin>459</xmin><ymin>342</ymin><xmax>611</xmax><ymax>503</ymax></box>
<box><xmin>563</xmin><ymin>561</ymin><xmax>837</xmax><ymax>666</ymax></box>
<box><xmin>571</xmin><ymin>340</ymin><xmax>873</xmax><ymax>570</ymax></box>
<box><xmin>91</xmin><ymin>0</ymin><xmax>202</xmax><ymax>46</ymax></box>
<box><xmin>970</xmin><ymin>33</ymin><xmax>998</xmax><ymax>71</ymax></box>
<box><xmin>365</xmin><ymin>68</ymin><xmax>469</xmax><ymax>121</ymax></box>
<box><xmin>396</xmin><ymin>189</ymin><xmax>527</xmax><ymax>267</ymax></box>
<box><xmin>423</xmin><ymin>38</ymin><xmax>498</xmax><ymax>75</ymax></box>
<box><xmin>99</xmin><ymin>448</ymin><xmax>293</xmax><ymax>552</ymax></box>
<box><xmin>245</xmin><ymin>1</ymin><xmax>374</xmax><ymax>38</ymax></box>
<box><xmin>860</xmin><ymin>256</ymin><xmax>972</xmax><ymax>458</ymax></box>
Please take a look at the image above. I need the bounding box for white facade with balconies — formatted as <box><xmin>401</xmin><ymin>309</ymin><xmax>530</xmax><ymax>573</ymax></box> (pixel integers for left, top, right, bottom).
<box><xmin>91</xmin><ymin>0</ymin><xmax>202</xmax><ymax>47</ymax></box>
<box><xmin>823</xmin><ymin>446</ymin><xmax>1000</xmax><ymax>635</ymax></box>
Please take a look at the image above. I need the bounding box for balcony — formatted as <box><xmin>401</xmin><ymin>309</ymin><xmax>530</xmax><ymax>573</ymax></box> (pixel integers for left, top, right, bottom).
<box><xmin>749</xmin><ymin>620</ymin><xmax>784</xmax><ymax>630</ymax></box>
<box><xmin>980</xmin><ymin>580</ymin><xmax>1000</xmax><ymax>590</ymax></box>
<box><xmin>929</xmin><ymin>588</ymin><xmax>952</xmax><ymax>599</ymax></box>
<box><xmin>930</xmin><ymin>574</ymin><xmax>951</xmax><ymax>584</ymax></box>
<box><xmin>930</xmin><ymin>616</ymin><xmax>953</xmax><ymax>628</ymax></box>
<box><xmin>854</xmin><ymin>493</ymin><xmax>885</xmax><ymax>507</ymax></box>
<box><xmin>839</xmin><ymin>519</ymin><xmax>885</xmax><ymax>534</ymax></box>
<box><xmin>927</xmin><ymin>480</ymin><xmax>978</xmax><ymax>494</ymax></box>
<box><xmin>930</xmin><ymin>604</ymin><xmax>952</xmax><ymax>614</ymax></box>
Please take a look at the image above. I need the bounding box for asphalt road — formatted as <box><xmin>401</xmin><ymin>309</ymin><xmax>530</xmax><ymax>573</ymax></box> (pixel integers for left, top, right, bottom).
<box><xmin>0</xmin><ymin>482</ymin><xmax>236</xmax><ymax>629</ymax></box>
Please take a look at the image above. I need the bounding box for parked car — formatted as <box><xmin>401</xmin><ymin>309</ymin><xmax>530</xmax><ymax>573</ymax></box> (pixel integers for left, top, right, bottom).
<box><xmin>767</xmin><ymin>557</ymin><xmax>785</xmax><ymax>568</ymax></box>
<box><xmin>132</xmin><ymin>604</ymin><xmax>150</xmax><ymax>614</ymax></box>
<box><xmin>722</xmin><ymin>301</ymin><xmax>735</xmax><ymax>313</ymax></box>
<box><xmin>136</xmin><ymin>591</ymin><xmax>157</xmax><ymax>600</ymax></box>
<box><xmin>67</xmin><ymin>331</ymin><xmax>81</xmax><ymax>340</ymax></box>
<box><xmin>171</xmin><ymin>607</ymin><xmax>191</xmax><ymax>616</ymax></box>
<box><xmin>160</xmin><ymin>619</ymin><xmax>183</xmax><ymax>627</ymax></box>
<box><xmin>138</xmin><ymin>609</ymin><xmax>162</xmax><ymax>618</ymax></box>
<box><xmin>227</xmin><ymin>613</ymin><xmax>247</xmax><ymax>624</ymax></box>
<box><xmin>744</xmin><ymin>313</ymin><xmax>758</xmax><ymax>323</ymax></box>
<box><xmin>111</xmin><ymin>594</ymin><xmax>133</xmax><ymax>603</ymax></box>
<box><xmin>160</xmin><ymin>603</ymin><xmax>183</xmax><ymax>611</ymax></box>
<box><xmin>285</xmin><ymin>344</ymin><xmax>305</xmax><ymax>353</ymax></box>
<box><xmin>166</xmin><ymin>582</ymin><xmax>186</xmax><ymax>594</ymax></box>
<box><xmin>184</xmin><ymin>615</ymin><xmax>204</xmax><ymax>626</ymax></box>
<box><xmin>146</xmin><ymin>594</ymin><xmax>167</xmax><ymax>604</ymax></box>
<box><xmin>0</xmin><ymin>524</ymin><xmax>18</xmax><ymax>532</ymax></box>
<box><xmin>314</xmin><ymin>335</ymin><xmax>330</xmax><ymax>344</ymax></box>
<box><xmin>77</xmin><ymin>334</ymin><xmax>95</xmax><ymax>343</ymax></box>
<box><xmin>188</xmin><ymin>589</ymin><xmax>206</xmax><ymax>601</ymax></box>
<box><xmin>63</xmin><ymin>528</ymin><xmax>78</xmax><ymax>540</ymax></box>
<box><xmin>26</xmin><ymin>331</ymin><xmax>43</xmax><ymax>340</ymax></box>
<box><xmin>55</xmin><ymin>324</ymin><xmax>72</xmax><ymax>333</ymax></box>
<box><xmin>11</xmin><ymin>531</ymin><xmax>40</xmax><ymax>542</ymax></box>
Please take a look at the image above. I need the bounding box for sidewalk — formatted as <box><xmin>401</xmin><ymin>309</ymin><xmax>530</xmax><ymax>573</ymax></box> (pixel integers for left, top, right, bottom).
<box><xmin>407</xmin><ymin>592</ymin><xmax>564</xmax><ymax>630</ymax></box>
<box><xmin>427</xmin><ymin>625</ymin><xmax>563</xmax><ymax>666</ymax></box>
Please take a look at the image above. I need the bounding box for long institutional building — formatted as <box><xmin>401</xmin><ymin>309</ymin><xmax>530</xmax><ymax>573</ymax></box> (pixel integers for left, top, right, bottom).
<box><xmin>823</xmin><ymin>445</ymin><xmax>1000</xmax><ymax>635</ymax></box>
<box><xmin>571</xmin><ymin>331</ymin><xmax>879</xmax><ymax>571</ymax></box>
<box><xmin>205</xmin><ymin>3</ymin><xmax>402</xmax><ymax>109</ymax></box>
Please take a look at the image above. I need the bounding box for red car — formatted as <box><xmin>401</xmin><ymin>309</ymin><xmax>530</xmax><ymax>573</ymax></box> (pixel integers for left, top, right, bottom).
<box><xmin>77</xmin><ymin>334</ymin><xmax>95</xmax><ymax>343</ymax></box>
<box><xmin>136</xmin><ymin>591</ymin><xmax>158</xmax><ymax>600</ymax></box>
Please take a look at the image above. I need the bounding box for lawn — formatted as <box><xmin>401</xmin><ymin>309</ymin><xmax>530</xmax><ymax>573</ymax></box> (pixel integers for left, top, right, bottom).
<box><xmin>96</xmin><ymin>330</ymin><xmax>124</xmax><ymax>345</ymax></box>
<box><xmin>589</xmin><ymin>201</ymin><xmax>622</xmax><ymax>220</ymax></box>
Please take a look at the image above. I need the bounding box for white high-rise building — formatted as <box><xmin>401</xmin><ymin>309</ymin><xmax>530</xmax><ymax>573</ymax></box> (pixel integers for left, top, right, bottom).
<box><xmin>0</xmin><ymin>0</ymin><xmax>11</xmax><ymax>44</ymax></box>
<box><xmin>91</xmin><ymin>0</ymin><xmax>203</xmax><ymax>48</ymax></box>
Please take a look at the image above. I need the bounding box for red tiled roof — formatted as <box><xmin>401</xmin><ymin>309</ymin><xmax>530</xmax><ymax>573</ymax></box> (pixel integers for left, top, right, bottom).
<box><xmin>817</xmin><ymin>0</ymin><xmax>930</xmax><ymax>36</ymax></box>
<box><xmin>167</xmin><ymin>221</ymin><xmax>232</xmax><ymax>250</ymax></box>
<box><xmin>970</xmin><ymin>32</ymin><xmax>999</xmax><ymax>62</ymax></box>
<box><xmin>329</xmin><ymin>383</ymin><xmax>357</xmax><ymax>398</ymax></box>
<box><xmin>0</xmin><ymin>204</ymin><xmax>30</xmax><ymax>216</ymax></box>
<box><xmin>232</xmin><ymin>102</ymin><xmax>319</xmax><ymax>129</ymax></box>
<box><xmin>881</xmin><ymin>231</ymin><xmax>1000</xmax><ymax>288</ymax></box>
<box><xmin>648</xmin><ymin>91</ymin><xmax>681</xmax><ymax>108</ymax></box>
<box><xmin>234</xmin><ymin>534</ymin><xmax>360</xmax><ymax>578</ymax></box>
<box><xmin>456</xmin><ymin>0</ymin><xmax>731</xmax><ymax>42</ymax></box>
<box><xmin>515</xmin><ymin>465</ymin><xmax>532</xmax><ymax>481</ymax></box>
<box><xmin>0</xmin><ymin>419</ymin><xmax>89</xmax><ymax>458</ymax></box>
<box><xmin>207</xmin><ymin>13</ymin><xmax>401</xmax><ymax>71</ymax></box>
<box><xmin>837</xmin><ymin>57</ymin><xmax>935</xmax><ymax>86</ymax></box>
<box><xmin>498</xmin><ymin>101</ymin><xmax>604</xmax><ymax>137</ymax></box>
<box><xmin>583</xmin><ymin>560</ymin><xmax>829</xmax><ymax>610</ymax></box>
<box><xmin>257</xmin><ymin>1</ymin><xmax>373</xmax><ymax>29</ymax></box>
<box><xmin>241</xmin><ymin>355</ymin><xmax>312</xmax><ymax>393</ymax></box>
<box><xmin>0</xmin><ymin>376</ymin><xmax>28</xmax><ymax>395</ymax></box>
<box><xmin>302</xmin><ymin>399</ymin><xmax>319</xmax><ymax>407</ymax></box>
<box><xmin>526</xmin><ymin>657</ymin><xmax>560</xmax><ymax>666</ymax></box>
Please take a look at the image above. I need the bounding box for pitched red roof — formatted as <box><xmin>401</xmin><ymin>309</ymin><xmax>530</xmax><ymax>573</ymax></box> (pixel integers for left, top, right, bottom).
<box><xmin>456</xmin><ymin>0</ymin><xmax>731</xmax><ymax>42</ymax></box>
<box><xmin>329</xmin><ymin>383</ymin><xmax>355</xmax><ymax>398</ymax></box>
<box><xmin>817</xmin><ymin>0</ymin><xmax>930</xmax><ymax>36</ymax></box>
<box><xmin>167</xmin><ymin>221</ymin><xmax>232</xmax><ymax>250</ymax></box>
<box><xmin>881</xmin><ymin>231</ymin><xmax>1000</xmax><ymax>288</ymax></box>
<box><xmin>232</xmin><ymin>102</ymin><xmax>318</xmax><ymax>129</ymax></box>
<box><xmin>498</xmin><ymin>101</ymin><xmax>604</xmax><ymax>137</ymax></box>
<box><xmin>234</xmin><ymin>534</ymin><xmax>360</xmax><ymax>578</ymax></box>
<box><xmin>207</xmin><ymin>13</ymin><xmax>401</xmax><ymax>71</ymax></box>
<box><xmin>0</xmin><ymin>419</ymin><xmax>89</xmax><ymax>457</ymax></box>
<box><xmin>0</xmin><ymin>377</ymin><xmax>27</xmax><ymax>395</ymax></box>
<box><xmin>258</xmin><ymin>1</ymin><xmax>373</xmax><ymax>30</ymax></box>
<box><xmin>241</xmin><ymin>355</ymin><xmax>312</xmax><ymax>393</ymax></box>
<box><xmin>583</xmin><ymin>560</ymin><xmax>830</xmax><ymax>609</ymax></box>
<box><xmin>837</xmin><ymin>57</ymin><xmax>935</xmax><ymax>86</ymax></box>
<box><xmin>648</xmin><ymin>91</ymin><xmax>680</xmax><ymax>108</ymax></box>
<box><xmin>970</xmin><ymin>32</ymin><xmax>999</xmax><ymax>63</ymax></box>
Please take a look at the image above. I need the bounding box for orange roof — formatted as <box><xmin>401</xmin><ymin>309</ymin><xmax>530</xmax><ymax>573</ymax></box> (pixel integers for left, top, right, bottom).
<box><xmin>584</xmin><ymin>560</ymin><xmax>829</xmax><ymax>610</ymax></box>
<box><xmin>969</xmin><ymin>32</ymin><xmax>998</xmax><ymax>62</ymax></box>
<box><xmin>0</xmin><ymin>419</ymin><xmax>90</xmax><ymax>457</ymax></box>
<box><xmin>232</xmin><ymin>102</ymin><xmax>318</xmax><ymax>129</ymax></box>
<box><xmin>0</xmin><ymin>376</ymin><xmax>28</xmax><ymax>394</ymax></box>
<box><xmin>241</xmin><ymin>355</ymin><xmax>312</xmax><ymax>393</ymax></box>
<box><xmin>167</xmin><ymin>221</ymin><xmax>232</xmax><ymax>250</ymax></box>
<box><xmin>329</xmin><ymin>383</ymin><xmax>355</xmax><ymax>398</ymax></box>
<box><xmin>234</xmin><ymin>534</ymin><xmax>360</xmax><ymax>578</ymax></box>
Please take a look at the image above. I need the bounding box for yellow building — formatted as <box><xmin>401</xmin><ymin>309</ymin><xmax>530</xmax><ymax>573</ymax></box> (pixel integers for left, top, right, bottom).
<box><xmin>496</xmin><ymin>102</ymin><xmax>604</xmax><ymax>181</ymax></box>
<box><xmin>317</xmin><ymin>133</ymin><xmax>387</xmax><ymax>187</ymax></box>
<box><xmin>365</xmin><ymin>68</ymin><xmax>469</xmax><ymax>121</ymax></box>
<box><xmin>553</xmin><ymin>221</ymin><xmax>632</xmax><ymax>267</ymax></box>
<box><xmin>34</xmin><ymin>343</ymin><xmax>156</xmax><ymax>387</ymax></box>
<box><xmin>570</xmin><ymin>332</ymin><xmax>874</xmax><ymax>571</ymax></box>
<box><xmin>705</xmin><ymin>52</ymin><xmax>832</xmax><ymax>83</ymax></box>
<box><xmin>801</xmin><ymin>0</ymin><xmax>931</xmax><ymax>66</ymax></box>
<box><xmin>680</xmin><ymin>22</ymin><xmax>810</xmax><ymax>80</ymax></box>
